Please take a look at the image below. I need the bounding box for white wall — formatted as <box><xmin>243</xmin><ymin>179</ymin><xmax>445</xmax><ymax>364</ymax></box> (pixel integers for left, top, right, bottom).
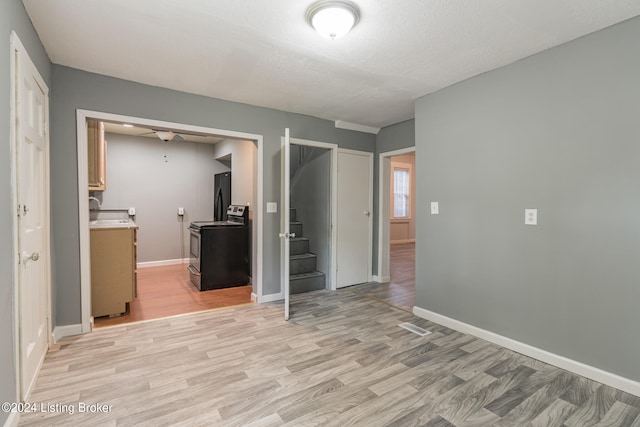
<box><xmin>212</xmin><ymin>139</ymin><xmax>256</xmax><ymax>207</ymax></box>
<box><xmin>390</xmin><ymin>153</ymin><xmax>416</xmax><ymax>243</ymax></box>
<box><xmin>97</xmin><ymin>133</ymin><xmax>227</xmax><ymax>263</ymax></box>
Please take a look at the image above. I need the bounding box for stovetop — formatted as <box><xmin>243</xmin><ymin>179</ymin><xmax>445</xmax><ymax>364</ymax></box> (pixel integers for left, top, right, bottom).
<box><xmin>190</xmin><ymin>220</ymin><xmax>244</xmax><ymax>229</ymax></box>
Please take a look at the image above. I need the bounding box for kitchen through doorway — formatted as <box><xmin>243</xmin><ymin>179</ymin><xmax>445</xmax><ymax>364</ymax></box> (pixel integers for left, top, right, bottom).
<box><xmin>77</xmin><ymin>111</ymin><xmax>263</xmax><ymax>331</ymax></box>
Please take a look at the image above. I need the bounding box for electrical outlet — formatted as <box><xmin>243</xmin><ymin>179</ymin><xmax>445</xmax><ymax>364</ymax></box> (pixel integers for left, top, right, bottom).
<box><xmin>128</xmin><ymin>207</ymin><xmax>136</xmax><ymax>216</ymax></box>
<box><xmin>177</xmin><ymin>207</ymin><xmax>184</xmax><ymax>216</ymax></box>
<box><xmin>525</xmin><ymin>209</ymin><xmax>537</xmax><ymax>225</ymax></box>
<box><xmin>267</xmin><ymin>202</ymin><xmax>277</xmax><ymax>213</ymax></box>
<box><xmin>431</xmin><ymin>202</ymin><xmax>439</xmax><ymax>215</ymax></box>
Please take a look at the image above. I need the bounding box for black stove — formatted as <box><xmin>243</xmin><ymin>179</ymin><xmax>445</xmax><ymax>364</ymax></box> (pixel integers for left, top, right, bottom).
<box><xmin>188</xmin><ymin>205</ymin><xmax>250</xmax><ymax>291</ymax></box>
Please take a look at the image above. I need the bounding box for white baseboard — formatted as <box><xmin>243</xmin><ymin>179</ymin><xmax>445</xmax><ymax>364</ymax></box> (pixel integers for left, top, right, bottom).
<box><xmin>52</xmin><ymin>324</ymin><xmax>83</xmax><ymax>342</ymax></box>
<box><xmin>251</xmin><ymin>292</ymin><xmax>258</xmax><ymax>303</ymax></box>
<box><xmin>390</xmin><ymin>239</ymin><xmax>415</xmax><ymax>244</ymax></box>
<box><xmin>413</xmin><ymin>306</ymin><xmax>640</xmax><ymax>397</ymax></box>
<box><xmin>260</xmin><ymin>292</ymin><xmax>284</xmax><ymax>303</ymax></box>
<box><xmin>3</xmin><ymin>411</ymin><xmax>19</xmax><ymax>427</ymax></box>
<box><xmin>372</xmin><ymin>275</ymin><xmax>391</xmax><ymax>283</ymax></box>
<box><xmin>137</xmin><ymin>258</ymin><xmax>189</xmax><ymax>268</ymax></box>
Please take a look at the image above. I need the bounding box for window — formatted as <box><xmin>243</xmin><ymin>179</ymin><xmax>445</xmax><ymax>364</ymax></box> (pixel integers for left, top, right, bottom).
<box><xmin>392</xmin><ymin>164</ymin><xmax>411</xmax><ymax>219</ymax></box>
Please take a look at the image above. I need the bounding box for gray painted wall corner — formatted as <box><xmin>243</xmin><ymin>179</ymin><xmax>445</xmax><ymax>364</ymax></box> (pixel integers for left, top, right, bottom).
<box><xmin>414</xmin><ymin>16</ymin><xmax>640</xmax><ymax>381</ymax></box>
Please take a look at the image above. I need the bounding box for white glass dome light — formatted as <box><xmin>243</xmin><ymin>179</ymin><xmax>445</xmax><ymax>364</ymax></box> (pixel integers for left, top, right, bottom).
<box><xmin>306</xmin><ymin>1</ymin><xmax>360</xmax><ymax>40</ymax></box>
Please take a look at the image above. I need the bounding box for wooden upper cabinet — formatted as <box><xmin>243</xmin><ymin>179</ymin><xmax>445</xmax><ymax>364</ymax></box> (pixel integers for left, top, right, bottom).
<box><xmin>88</xmin><ymin>119</ymin><xmax>107</xmax><ymax>191</ymax></box>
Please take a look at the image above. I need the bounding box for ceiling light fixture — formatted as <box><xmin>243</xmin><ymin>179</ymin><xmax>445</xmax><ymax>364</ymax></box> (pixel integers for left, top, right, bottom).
<box><xmin>306</xmin><ymin>0</ymin><xmax>360</xmax><ymax>40</ymax></box>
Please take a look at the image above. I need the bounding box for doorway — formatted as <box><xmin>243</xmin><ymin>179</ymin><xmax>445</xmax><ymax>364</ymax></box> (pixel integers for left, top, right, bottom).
<box><xmin>375</xmin><ymin>147</ymin><xmax>416</xmax><ymax>310</ymax></box>
<box><xmin>76</xmin><ymin>110</ymin><xmax>264</xmax><ymax>332</ymax></box>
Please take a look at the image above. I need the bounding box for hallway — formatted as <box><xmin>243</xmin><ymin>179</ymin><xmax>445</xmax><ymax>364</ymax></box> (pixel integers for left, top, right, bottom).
<box><xmin>350</xmin><ymin>242</ymin><xmax>415</xmax><ymax>311</ymax></box>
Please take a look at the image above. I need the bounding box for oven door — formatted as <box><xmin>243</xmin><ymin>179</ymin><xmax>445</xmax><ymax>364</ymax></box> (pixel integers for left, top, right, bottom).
<box><xmin>189</xmin><ymin>228</ymin><xmax>201</xmax><ymax>274</ymax></box>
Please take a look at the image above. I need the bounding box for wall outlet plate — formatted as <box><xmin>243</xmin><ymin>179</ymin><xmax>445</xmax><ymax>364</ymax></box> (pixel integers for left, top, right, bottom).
<box><xmin>431</xmin><ymin>202</ymin><xmax>439</xmax><ymax>215</ymax></box>
<box><xmin>267</xmin><ymin>202</ymin><xmax>277</xmax><ymax>213</ymax></box>
<box><xmin>525</xmin><ymin>208</ymin><xmax>537</xmax><ymax>225</ymax></box>
<box><xmin>177</xmin><ymin>207</ymin><xmax>184</xmax><ymax>216</ymax></box>
<box><xmin>128</xmin><ymin>207</ymin><xmax>136</xmax><ymax>216</ymax></box>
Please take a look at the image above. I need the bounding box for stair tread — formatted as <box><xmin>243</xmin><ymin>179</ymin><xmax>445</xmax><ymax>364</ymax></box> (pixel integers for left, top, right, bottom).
<box><xmin>290</xmin><ymin>253</ymin><xmax>317</xmax><ymax>260</ymax></box>
<box><xmin>290</xmin><ymin>271</ymin><xmax>325</xmax><ymax>279</ymax></box>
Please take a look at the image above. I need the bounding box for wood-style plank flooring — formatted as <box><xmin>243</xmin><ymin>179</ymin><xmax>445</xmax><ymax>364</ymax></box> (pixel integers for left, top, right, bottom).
<box><xmin>350</xmin><ymin>242</ymin><xmax>415</xmax><ymax>311</ymax></box>
<box><xmin>94</xmin><ymin>264</ymin><xmax>252</xmax><ymax>328</ymax></box>
<box><xmin>21</xmin><ymin>289</ymin><xmax>639</xmax><ymax>426</ymax></box>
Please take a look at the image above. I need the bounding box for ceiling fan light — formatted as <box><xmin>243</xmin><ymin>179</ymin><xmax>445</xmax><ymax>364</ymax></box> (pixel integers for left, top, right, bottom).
<box><xmin>307</xmin><ymin>1</ymin><xmax>359</xmax><ymax>40</ymax></box>
<box><xmin>156</xmin><ymin>131</ymin><xmax>175</xmax><ymax>141</ymax></box>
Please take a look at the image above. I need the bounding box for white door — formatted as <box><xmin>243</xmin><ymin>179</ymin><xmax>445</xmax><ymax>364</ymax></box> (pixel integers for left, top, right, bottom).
<box><xmin>279</xmin><ymin>128</ymin><xmax>292</xmax><ymax>320</ymax></box>
<box><xmin>336</xmin><ymin>150</ymin><xmax>373</xmax><ymax>287</ymax></box>
<box><xmin>14</xmin><ymin>34</ymin><xmax>50</xmax><ymax>399</ymax></box>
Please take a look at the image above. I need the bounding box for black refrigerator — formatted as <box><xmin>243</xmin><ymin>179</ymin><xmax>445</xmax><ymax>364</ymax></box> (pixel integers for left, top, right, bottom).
<box><xmin>214</xmin><ymin>172</ymin><xmax>231</xmax><ymax>221</ymax></box>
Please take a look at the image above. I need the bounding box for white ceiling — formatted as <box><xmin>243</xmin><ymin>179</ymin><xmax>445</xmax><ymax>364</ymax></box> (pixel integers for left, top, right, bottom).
<box><xmin>22</xmin><ymin>0</ymin><xmax>640</xmax><ymax>129</ymax></box>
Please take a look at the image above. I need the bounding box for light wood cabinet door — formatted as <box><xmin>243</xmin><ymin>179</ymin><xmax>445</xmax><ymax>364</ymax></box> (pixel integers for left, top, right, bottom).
<box><xmin>88</xmin><ymin>119</ymin><xmax>106</xmax><ymax>191</ymax></box>
<box><xmin>91</xmin><ymin>228</ymin><xmax>136</xmax><ymax>318</ymax></box>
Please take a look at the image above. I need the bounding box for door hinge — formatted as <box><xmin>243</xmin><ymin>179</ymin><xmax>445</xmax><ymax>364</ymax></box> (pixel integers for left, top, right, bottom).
<box><xmin>17</xmin><ymin>204</ymin><xmax>22</xmax><ymax>217</ymax></box>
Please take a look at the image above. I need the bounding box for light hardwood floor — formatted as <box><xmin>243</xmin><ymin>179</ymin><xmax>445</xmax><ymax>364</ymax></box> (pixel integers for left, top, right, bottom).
<box><xmin>351</xmin><ymin>242</ymin><xmax>415</xmax><ymax>311</ymax></box>
<box><xmin>94</xmin><ymin>264</ymin><xmax>252</xmax><ymax>328</ymax></box>
<box><xmin>20</xmin><ymin>289</ymin><xmax>639</xmax><ymax>426</ymax></box>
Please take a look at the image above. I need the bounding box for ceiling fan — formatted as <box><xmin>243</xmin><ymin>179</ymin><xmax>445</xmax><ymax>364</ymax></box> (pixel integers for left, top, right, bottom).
<box><xmin>139</xmin><ymin>129</ymin><xmax>186</xmax><ymax>142</ymax></box>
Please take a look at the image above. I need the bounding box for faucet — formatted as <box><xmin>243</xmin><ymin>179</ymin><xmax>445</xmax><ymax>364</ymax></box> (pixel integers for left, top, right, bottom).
<box><xmin>88</xmin><ymin>196</ymin><xmax>102</xmax><ymax>209</ymax></box>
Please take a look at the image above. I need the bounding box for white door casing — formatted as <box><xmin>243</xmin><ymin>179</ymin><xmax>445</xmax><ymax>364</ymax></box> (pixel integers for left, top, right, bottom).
<box><xmin>11</xmin><ymin>31</ymin><xmax>51</xmax><ymax>400</ymax></box>
<box><xmin>280</xmin><ymin>128</ymin><xmax>292</xmax><ymax>320</ymax></box>
<box><xmin>376</xmin><ymin>147</ymin><xmax>415</xmax><ymax>282</ymax></box>
<box><xmin>336</xmin><ymin>149</ymin><xmax>373</xmax><ymax>288</ymax></box>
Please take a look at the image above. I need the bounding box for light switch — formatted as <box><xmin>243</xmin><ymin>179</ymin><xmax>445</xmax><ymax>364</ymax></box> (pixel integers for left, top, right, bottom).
<box><xmin>267</xmin><ymin>202</ymin><xmax>278</xmax><ymax>213</ymax></box>
<box><xmin>525</xmin><ymin>209</ymin><xmax>537</xmax><ymax>225</ymax></box>
<box><xmin>431</xmin><ymin>202</ymin><xmax>439</xmax><ymax>215</ymax></box>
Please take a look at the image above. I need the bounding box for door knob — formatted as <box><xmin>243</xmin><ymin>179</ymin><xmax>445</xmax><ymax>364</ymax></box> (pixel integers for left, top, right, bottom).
<box><xmin>278</xmin><ymin>232</ymin><xmax>296</xmax><ymax>239</ymax></box>
<box><xmin>21</xmin><ymin>251</ymin><xmax>40</xmax><ymax>264</ymax></box>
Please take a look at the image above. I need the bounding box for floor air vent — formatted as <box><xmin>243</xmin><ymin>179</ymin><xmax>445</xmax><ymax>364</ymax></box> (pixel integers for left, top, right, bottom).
<box><xmin>399</xmin><ymin>322</ymin><xmax>431</xmax><ymax>336</ymax></box>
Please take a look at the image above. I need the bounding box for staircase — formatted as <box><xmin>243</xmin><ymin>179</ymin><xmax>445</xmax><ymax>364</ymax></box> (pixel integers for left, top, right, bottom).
<box><xmin>289</xmin><ymin>208</ymin><xmax>326</xmax><ymax>294</ymax></box>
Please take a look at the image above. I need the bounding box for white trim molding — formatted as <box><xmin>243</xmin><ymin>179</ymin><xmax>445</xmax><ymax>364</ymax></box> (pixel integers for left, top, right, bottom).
<box><xmin>260</xmin><ymin>292</ymin><xmax>284</xmax><ymax>303</ymax></box>
<box><xmin>137</xmin><ymin>258</ymin><xmax>189</xmax><ymax>268</ymax></box>
<box><xmin>377</xmin><ymin>147</ymin><xmax>416</xmax><ymax>282</ymax></box>
<box><xmin>251</xmin><ymin>292</ymin><xmax>258</xmax><ymax>303</ymax></box>
<box><xmin>413</xmin><ymin>305</ymin><xmax>640</xmax><ymax>397</ymax></box>
<box><xmin>52</xmin><ymin>324</ymin><xmax>84</xmax><ymax>342</ymax></box>
<box><xmin>3</xmin><ymin>411</ymin><xmax>20</xmax><ymax>427</ymax></box>
<box><xmin>334</xmin><ymin>120</ymin><xmax>380</xmax><ymax>135</ymax></box>
<box><xmin>372</xmin><ymin>275</ymin><xmax>391</xmax><ymax>283</ymax></box>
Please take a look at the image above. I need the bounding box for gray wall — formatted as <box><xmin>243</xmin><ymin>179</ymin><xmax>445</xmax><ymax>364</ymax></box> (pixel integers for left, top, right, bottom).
<box><xmin>1</xmin><ymin>0</ymin><xmax>51</xmax><ymax>422</ymax></box>
<box><xmin>97</xmin><ymin>133</ymin><xmax>227</xmax><ymax>263</ymax></box>
<box><xmin>373</xmin><ymin>120</ymin><xmax>415</xmax><ymax>272</ymax></box>
<box><xmin>50</xmin><ymin>65</ymin><xmax>376</xmax><ymax>326</ymax></box>
<box><xmin>415</xmin><ymin>16</ymin><xmax>640</xmax><ymax>381</ymax></box>
<box><xmin>291</xmin><ymin>146</ymin><xmax>332</xmax><ymax>278</ymax></box>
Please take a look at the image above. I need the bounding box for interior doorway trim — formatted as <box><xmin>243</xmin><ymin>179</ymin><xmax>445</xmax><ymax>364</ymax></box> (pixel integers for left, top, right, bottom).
<box><xmin>289</xmin><ymin>137</ymin><xmax>338</xmax><ymax>291</ymax></box>
<box><xmin>377</xmin><ymin>146</ymin><xmax>416</xmax><ymax>282</ymax></box>
<box><xmin>76</xmin><ymin>109</ymin><xmax>264</xmax><ymax>332</ymax></box>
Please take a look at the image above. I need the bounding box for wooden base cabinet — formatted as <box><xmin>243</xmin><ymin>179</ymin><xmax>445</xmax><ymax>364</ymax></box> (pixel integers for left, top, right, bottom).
<box><xmin>90</xmin><ymin>227</ymin><xmax>137</xmax><ymax>317</ymax></box>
